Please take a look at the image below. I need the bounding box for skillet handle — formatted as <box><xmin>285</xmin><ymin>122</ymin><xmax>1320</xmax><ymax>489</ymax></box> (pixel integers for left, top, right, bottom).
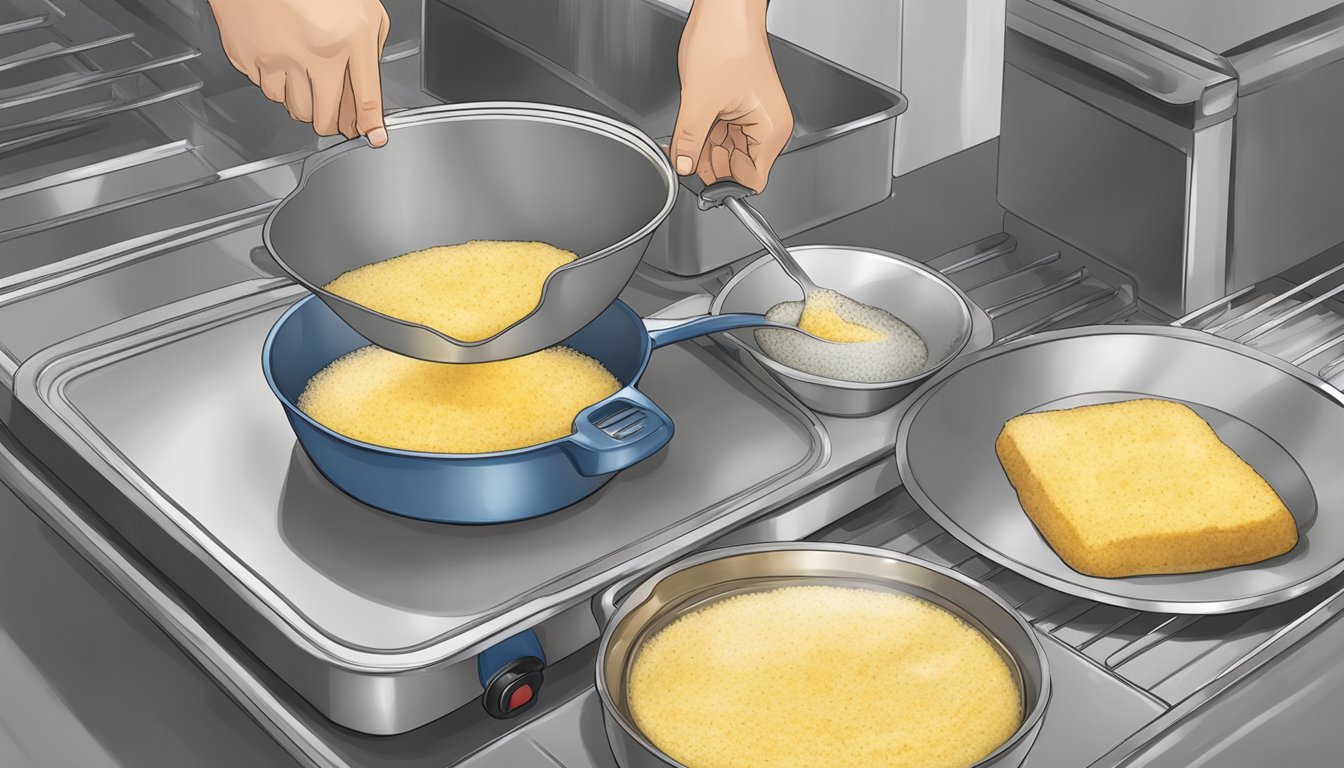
<box><xmin>564</xmin><ymin>387</ymin><xmax>674</xmax><ymax>477</ymax></box>
<box><xmin>644</xmin><ymin>312</ymin><xmax>776</xmax><ymax>348</ymax></box>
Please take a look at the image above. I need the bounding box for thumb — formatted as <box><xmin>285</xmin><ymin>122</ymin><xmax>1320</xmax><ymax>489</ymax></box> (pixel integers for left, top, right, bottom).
<box><xmin>670</xmin><ymin>95</ymin><xmax>718</xmax><ymax>177</ymax></box>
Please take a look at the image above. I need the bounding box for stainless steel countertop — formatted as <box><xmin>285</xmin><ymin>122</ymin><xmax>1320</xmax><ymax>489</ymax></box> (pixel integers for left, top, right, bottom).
<box><xmin>0</xmin><ymin>429</ymin><xmax>303</xmax><ymax>768</ymax></box>
<box><xmin>5</xmin><ymin>139</ymin><xmax>1344</xmax><ymax>766</ymax></box>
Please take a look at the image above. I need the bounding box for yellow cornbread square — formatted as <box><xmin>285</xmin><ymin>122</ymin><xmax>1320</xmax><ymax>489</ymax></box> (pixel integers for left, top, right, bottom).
<box><xmin>994</xmin><ymin>398</ymin><xmax>1298</xmax><ymax>578</ymax></box>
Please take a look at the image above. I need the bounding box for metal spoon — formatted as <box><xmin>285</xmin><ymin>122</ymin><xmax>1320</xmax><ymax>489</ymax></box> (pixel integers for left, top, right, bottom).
<box><xmin>699</xmin><ymin>181</ymin><xmax>820</xmax><ymax>296</ymax></box>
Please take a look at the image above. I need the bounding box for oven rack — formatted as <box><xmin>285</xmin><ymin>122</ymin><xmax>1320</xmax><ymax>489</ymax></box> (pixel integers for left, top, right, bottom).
<box><xmin>0</xmin><ymin>0</ymin><xmax>202</xmax><ymax>137</ymax></box>
<box><xmin>1175</xmin><ymin>260</ymin><xmax>1344</xmax><ymax>384</ymax></box>
<box><xmin>0</xmin><ymin>0</ymin><xmax>224</xmax><ymax>237</ymax></box>
<box><xmin>933</xmin><ymin>232</ymin><xmax>1344</xmax><ymax>383</ymax></box>
<box><xmin>927</xmin><ymin>232</ymin><xmax>1146</xmax><ymax>336</ymax></box>
<box><xmin>0</xmin><ymin>0</ymin><xmax>436</xmax><ymax>247</ymax></box>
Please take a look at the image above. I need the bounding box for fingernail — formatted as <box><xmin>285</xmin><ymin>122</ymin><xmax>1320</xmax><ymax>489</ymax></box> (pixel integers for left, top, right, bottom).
<box><xmin>675</xmin><ymin>155</ymin><xmax>694</xmax><ymax>175</ymax></box>
<box><xmin>367</xmin><ymin>127</ymin><xmax>388</xmax><ymax>148</ymax></box>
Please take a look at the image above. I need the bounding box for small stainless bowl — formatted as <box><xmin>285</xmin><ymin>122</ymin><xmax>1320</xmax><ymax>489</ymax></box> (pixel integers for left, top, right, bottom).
<box><xmin>710</xmin><ymin>245</ymin><xmax>975</xmax><ymax>417</ymax></box>
<box><xmin>594</xmin><ymin>542</ymin><xmax>1051</xmax><ymax>768</ymax></box>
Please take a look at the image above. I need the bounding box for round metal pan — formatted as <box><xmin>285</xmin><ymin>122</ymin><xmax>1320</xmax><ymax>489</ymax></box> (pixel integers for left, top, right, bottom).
<box><xmin>593</xmin><ymin>542</ymin><xmax>1050</xmax><ymax>768</ymax></box>
<box><xmin>896</xmin><ymin>325</ymin><xmax>1344</xmax><ymax>614</ymax></box>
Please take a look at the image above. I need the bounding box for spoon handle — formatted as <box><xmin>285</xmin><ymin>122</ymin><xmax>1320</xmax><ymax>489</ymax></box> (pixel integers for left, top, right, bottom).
<box><xmin>698</xmin><ymin>181</ymin><xmax>820</xmax><ymax>296</ymax></box>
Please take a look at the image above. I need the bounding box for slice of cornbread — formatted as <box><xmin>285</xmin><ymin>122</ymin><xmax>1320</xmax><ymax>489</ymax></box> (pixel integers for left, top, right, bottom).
<box><xmin>995</xmin><ymin>399</ymin><xmax>1297</xmax><ymax>578</ymax></box>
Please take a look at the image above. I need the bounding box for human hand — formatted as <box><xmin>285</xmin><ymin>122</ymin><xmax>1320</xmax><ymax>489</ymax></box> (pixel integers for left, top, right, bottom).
<box><xmin>671</xmin><ymin>0</ymin><xmax>793</xmax><ymax>192</ymax></box>
<box><xmin>207</xmin><ymin>0</ymin><xmax>391</xmax><ymax>147</ymax></box>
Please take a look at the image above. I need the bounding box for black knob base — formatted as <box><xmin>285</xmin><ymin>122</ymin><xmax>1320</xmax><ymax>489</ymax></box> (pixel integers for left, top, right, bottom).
<box><xmin>482</xmin><ymin>656</ymin><xmax>544</xmax><ymax>719</ymax></box>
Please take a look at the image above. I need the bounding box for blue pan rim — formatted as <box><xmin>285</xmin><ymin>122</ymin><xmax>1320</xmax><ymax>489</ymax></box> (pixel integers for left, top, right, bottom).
<box><xmin>261</xmin><ymin>295</ymin><xmax>656</xmax><ymax>461</ymax></box>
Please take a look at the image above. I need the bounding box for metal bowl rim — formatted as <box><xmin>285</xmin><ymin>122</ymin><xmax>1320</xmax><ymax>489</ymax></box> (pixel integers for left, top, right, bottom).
<box><xmin>261</xmin><ymin>102</ymin><xmax>678</xmax><ymax>350</ymax></box>
<box><xmin>710</xmin><ymin>245</ymin><xmax>975</xmax><ymax>390</ymax></box>
<box><xmin>594</xmin><ymin>541</ymin><xmax>1052</xmax><ymax>768</ymax></box>
<box><xmin>896</xmin><ymin>322</ymin><xmax>1344</xmax><ymax>614</ymax></box>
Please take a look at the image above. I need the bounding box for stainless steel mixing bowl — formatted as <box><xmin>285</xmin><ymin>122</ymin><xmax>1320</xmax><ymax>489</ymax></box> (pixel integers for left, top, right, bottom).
<box><xmin>593</xmin><ymin>542</ymin><xmax>1051</xmax><ymax>768</ymax></box>
<box><xmin>710</xmin><ymin>245</ymin><xmax>976</xmax><ymax>416</ymax></box>
<box><xmin>263</xmin><ymin>102</ymin><xmax>676</xmax><ymax>364</ymax></box>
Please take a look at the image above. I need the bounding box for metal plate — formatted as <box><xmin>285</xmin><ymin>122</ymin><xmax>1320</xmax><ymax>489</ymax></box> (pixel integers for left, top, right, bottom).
<box><xmin>896</xmin><ymin>325</ymin><xmax>1344</xmax><ymax>614</ymax></box>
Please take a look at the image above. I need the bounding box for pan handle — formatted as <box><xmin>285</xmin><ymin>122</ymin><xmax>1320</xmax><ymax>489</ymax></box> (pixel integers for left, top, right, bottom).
<box><xmin>564</xmin><ymin>387</ymin><xmax>674</xmax><ymax>477</ymax></box>
<box><xmin>645</xmin><ymin>313</ymin><xmax>836</xmax><ymax>348</ymax></box>
<box><xmin>644</xmin><ymin>313</ymin><xmax>766</xmax><ymax>348</ymax></box>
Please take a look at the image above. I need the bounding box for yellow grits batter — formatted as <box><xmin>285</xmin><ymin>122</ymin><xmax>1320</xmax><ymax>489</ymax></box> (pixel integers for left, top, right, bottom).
<box><xmin>297</xmin><ymin>344</ymin><xmax>620</xmax><ymax>454</ymax></box>
<box><xmin>323</xmin><ymin>240</ymin><xmax>578</xmax><ymax>342</ymax></box>
<box><xmin>627</xmin><ymin>585</ymin><xmax>1022</xmax><ymax>768</ymax></box>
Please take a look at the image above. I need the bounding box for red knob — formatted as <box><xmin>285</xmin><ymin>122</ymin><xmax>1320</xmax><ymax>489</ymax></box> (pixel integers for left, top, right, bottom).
<box><xmin>507</xmin><ymin>684</ymin><xmax>534</xmax><ymax>712</ymax></box>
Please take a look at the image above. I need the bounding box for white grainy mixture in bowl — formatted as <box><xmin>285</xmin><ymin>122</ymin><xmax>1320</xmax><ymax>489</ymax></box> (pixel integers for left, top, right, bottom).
<box><xmin>755</xmin><ymin>289</ymin><xmax>929</xmax><ymax>383</ymax></box>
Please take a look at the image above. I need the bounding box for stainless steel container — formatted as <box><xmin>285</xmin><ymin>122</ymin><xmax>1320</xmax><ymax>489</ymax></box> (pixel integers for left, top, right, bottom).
<box><xmin>710</xmin><ymin>246</ymin><xmax>977</xmax><ymax>417</ymax></box>
<box><xmin>422</xmin><ymin>0</ymin><xmax>908</xmax><ymax>276</ymax></box>
<box><xmin>593</xmin><ymin>542</ymin><xmax>1051</xmax><ymax>768</ymax></box>
<box><xmin>999</xmin><ymin>0</ymin><xmax>1344</xmax><ymax>317</ymax></box>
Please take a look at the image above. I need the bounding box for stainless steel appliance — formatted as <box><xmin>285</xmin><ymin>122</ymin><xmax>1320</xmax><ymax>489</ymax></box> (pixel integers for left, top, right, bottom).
<box><xmin>999</xmin><ymin>0</ymin><xmax>1344</xmax><ymax>317</ymax></box>
<box><xmin>4</xmin><ymin>0</ymin><xmax>1344</xmax><ymax>766</ymax></box>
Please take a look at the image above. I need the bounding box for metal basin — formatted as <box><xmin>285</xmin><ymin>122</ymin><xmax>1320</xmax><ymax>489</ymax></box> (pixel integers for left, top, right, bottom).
<box><xmin>594</xmin><ymin>542</ymin><xmax>1051</xmax><ymax>768</ymax></box>
<box><xmin>263</xmin><ymin>102</ymin><xmax>676</xmax><ymax>364</ymax></box>
<box><xmin>711</xmin><ymin>245</ymin><xmax>976</xmax><ymax>416</ymax></box>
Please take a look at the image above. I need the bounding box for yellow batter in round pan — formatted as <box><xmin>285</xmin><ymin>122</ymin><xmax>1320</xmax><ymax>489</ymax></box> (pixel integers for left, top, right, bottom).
<box><xmin>627</xmin><ymin>585</ymin><xmax>1022</xmax><ymax>768</ymax></box>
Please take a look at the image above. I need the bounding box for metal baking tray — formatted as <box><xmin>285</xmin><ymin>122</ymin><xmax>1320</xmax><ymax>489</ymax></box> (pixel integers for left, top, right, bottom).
<box><xmin>9</xmin><ymin>278</ymin><xmax>826</xmax><ymax>734</ymax></box>
<box><xmin>897</xmin><ymin>325</ymin><xmax>1344</xmax><ymax>614</ymax></box>
<box><xmin>422</xmin><ymin>0</ymin><xmax>907</xmax><ymax>276</ymax></box>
